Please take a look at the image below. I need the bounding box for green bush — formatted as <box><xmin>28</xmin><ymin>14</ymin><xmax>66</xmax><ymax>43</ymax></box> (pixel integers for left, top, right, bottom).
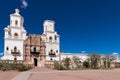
<box><xmin>83</xmin><ymin>61</ymin><xmax>90</xmax><ymax>69</ymax></box>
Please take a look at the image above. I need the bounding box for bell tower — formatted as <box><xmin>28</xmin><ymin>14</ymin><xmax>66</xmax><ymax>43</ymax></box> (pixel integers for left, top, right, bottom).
<box><xmin>2</xmin><ymin>9</ymin><xmax>27</xmax><ymax>60</ymax></box>
<box><xmin>42</xmin><ymin>20</ymin><xmax>60</xmax><ymax>61</ymax></box>
<box><xmin>43</xmin><ymin>20</ymin><xmax>55</xmax><ymax>32</ymax></box>
<box><xmin>10</xmin><ymin>9</ymin><xmax>24</xmax><ymax>28</ymax></box>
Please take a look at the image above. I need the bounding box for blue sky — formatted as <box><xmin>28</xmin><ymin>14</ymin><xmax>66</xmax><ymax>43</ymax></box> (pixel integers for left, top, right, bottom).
<box><xmin>0</xmin><ymin>0</ymin><xmax>120</xmax><ymax>55</ymax></box>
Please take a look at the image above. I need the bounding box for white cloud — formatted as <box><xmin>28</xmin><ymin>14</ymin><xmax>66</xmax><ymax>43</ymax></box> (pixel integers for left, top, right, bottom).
<box><xmin>0</xmin><ymin>52</ymin><xmax>3</xmax><ymax>55</ymax></box>
<box><xmin>81</xmin><ymin>51</ymin><xmax>86</xmax><ymax>53</ymax></box>
<box><xmin>21</xmin><ymin>0</ymin><xmax>28</xmax><ymax>8</ymax></box>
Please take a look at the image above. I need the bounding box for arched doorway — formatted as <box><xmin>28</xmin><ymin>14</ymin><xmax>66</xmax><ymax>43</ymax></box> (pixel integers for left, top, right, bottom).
<box><xmin>34</xmin><ymin>58</ymin><xmax>37</xmax><ymax>66</ymax></box>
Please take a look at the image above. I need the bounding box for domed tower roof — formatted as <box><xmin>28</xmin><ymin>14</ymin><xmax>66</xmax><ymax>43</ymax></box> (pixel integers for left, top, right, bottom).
<box><xmin>10</xmin><ymin>9</ymin><xmax>24</xmax><ymax>21</ymax></box>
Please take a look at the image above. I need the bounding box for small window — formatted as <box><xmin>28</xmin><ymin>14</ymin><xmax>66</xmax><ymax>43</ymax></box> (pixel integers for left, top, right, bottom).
<box><xmin>8</xmin><ymin>31</ymin><xmax>11</xmax><ymax>35</ymax></box>
<box><xmin>14</xmin><ymin>57</ymin><xmax>17</xmax><ymax>60</ymax></box>
<box><xmin>50</xmin><ymin>58</ymin><xmax>53</xmax><ymax>61</ymax></box>
<box><xmin>10</xmin><ymin>20</ymin><xmax>12</xmax><ymax>24</ymax></box>
<box><xmin>15</xmin><ymin>20</ymin><xmax>18</xmax><ymax>25</ymax></box>
<box><xmin>49</xmin><ymin>36</ymin><xmax>52</xmax><ymax>41</ymax></box>
<box><xmin>56</xmin><ymin>50</ymin><xmax>58</xmax><ymax>53</ymax></box>
<box><xmin>14</xmin><ymin>33</ymin><xmax>18</xmax><ymax>36</ymax></box>
<box><xmin>55</xmin><ymin>35</ymin><xmax>57</xmax><ymax>40</ymax></box>
<box><xmin>6</xmin><ymin>46</ymin><xmax>9</xmax><ymax>50</ymax></box>
<box><xmin>49</xmin><ymin>37</ymin><xmax>52</xmax><ymax>42</ymax></box>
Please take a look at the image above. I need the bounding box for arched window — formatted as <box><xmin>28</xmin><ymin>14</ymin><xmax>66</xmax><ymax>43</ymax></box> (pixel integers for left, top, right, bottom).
<box><xmin>14</xmin><ymin>33</ymin><xmax>18</xmax><ymax>36</ymax></box>
<box><xmin>14</xmin><ymin>46</ymin><xmax>17</xmax><ymax>52</ymax></box>
<box><xmin>49</xmin><ymin>36</ymin><xmax>52</xmax><ymax>41</ymax></box>
<box><xmin>6</xmin><ymin>46</ymin><xmax>9</xmax><ymax>50</ymax></box>
<box><xmin>15</xmin><ymin>20</ymin><xmax>18</xmax><ymax>25</ymax></box>
<box><xmin>50</xmin><ymin>49</ymin><xmax>53</xmax><ymax>53</ymax></box>
<box><xmin>14</xmin><ymin>33</ymin><xmax>18</xmax><ymax>39</ymax></box>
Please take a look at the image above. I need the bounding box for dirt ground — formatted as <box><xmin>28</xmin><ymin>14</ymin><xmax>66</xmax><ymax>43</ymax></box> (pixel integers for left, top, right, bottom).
<box><xmin>28</xmin><ymin>69</ymin><xmax>120</xmax><ymax>80</ymax></box>
<box><xmin>1</xmin><ymin>68</ymin><xmax>120</xmax><ymax>80</ymax></box>
<box><xmin>0</xmin><ymin>71</ymin><xmax>20</xmax><ymax>80</ymax></box>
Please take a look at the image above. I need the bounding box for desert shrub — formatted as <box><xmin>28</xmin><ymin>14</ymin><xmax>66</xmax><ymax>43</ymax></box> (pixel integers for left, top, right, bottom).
<box><xmin>54</xmin><ymin>61</ymin><xmax>67</xmax><ymax>70</ymax></box>
<box><xmin>54</xmin><ymin>61</ymin><xmax>59</xmax><ymax>70</ymax></box>
<box><xmin>64</xmin><ymin>58</ymin><xmax>71</xmax><ymax>70</ymax></box>
<box><xmin>0</xmin><ymin>63</ymin><xmax>3</xmax><ymax>70</ymax></box>
<box><xmin>17</xmin><ymin>64</ymin><xmax>32</xmax><ymax>71</ymax></box>
<box><xmin>115</xmin><ymin>63</ymin><xmax>120</xmax><ymax>68</ymax></box>
<box><xmin>83</xmin><ymin>61</ymin><xmax>90</xmax><ymax>69</ymax></box>
<box><xmin>0</xmin><ymin>60</ymin><xmax>32</xmax><ymax>71</ymax></box>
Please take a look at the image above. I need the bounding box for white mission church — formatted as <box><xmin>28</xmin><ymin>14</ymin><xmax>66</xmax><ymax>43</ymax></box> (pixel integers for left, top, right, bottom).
<box><xmin>1</xmin><ymin>9</ymin><xmax>119</xmax><ymax>66</ymax></box>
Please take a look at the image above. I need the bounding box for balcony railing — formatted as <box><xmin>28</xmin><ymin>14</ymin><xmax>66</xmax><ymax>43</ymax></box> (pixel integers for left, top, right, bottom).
<box><xmin>11</xmin><ymin>49</ymin><xmax>20</xmax><ymax>56</ymax></box>
<box><xmin>49</xmin><ymin>52</ymin><xmax>56</xmax><ymax>57</ymax></box>
<box><xmin>30</xmin><ymin>49</ymin><xmax>39</xmax><ymax>54</ymax></box>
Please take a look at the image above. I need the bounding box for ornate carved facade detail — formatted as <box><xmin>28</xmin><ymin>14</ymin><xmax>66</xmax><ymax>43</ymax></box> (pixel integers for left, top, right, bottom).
<box><xmin>24</xmin><ymin>34</ymin><xmax>46</xmax><ymax>67</ymax></box>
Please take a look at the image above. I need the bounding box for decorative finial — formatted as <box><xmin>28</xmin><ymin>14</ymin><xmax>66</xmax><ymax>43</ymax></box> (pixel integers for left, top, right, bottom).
<box><xmin>15</xmin><ymin>9</ymin><xmax>20</xmax><ymax>13</ymax></box>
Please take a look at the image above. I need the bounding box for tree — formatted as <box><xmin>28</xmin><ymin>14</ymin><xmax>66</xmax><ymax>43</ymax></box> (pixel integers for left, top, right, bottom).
<box><xmin>89</xmin><ymin>53</ymin><xmax>101</xmax><ymax>69</ymax></box>
<box><xmin>102</xmin><ymin>55</ymin><xmax>110</xmax><ymax>68</ymax></box>
<box><xmin>102</xmin><ymin>55</ymin><xmax>116</xmax><ymax>69</ymax></box>
<box><xmin>64</xmin><ymin>58</ymin><xmax>71</xmax><ymax>70</ymax></box>
<box><xmin>54</xmin><ymin>61</ymin><xmax>66</xmax><ymax>70</ymax></box>
<box><xmin>72</xmin><ymin>56</ymin><xmax>79</xmax><ymax>64</ymax></box>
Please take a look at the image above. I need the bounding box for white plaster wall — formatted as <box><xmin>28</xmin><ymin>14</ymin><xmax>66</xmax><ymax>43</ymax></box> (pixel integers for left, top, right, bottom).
<box><xmin>11</xmin><ymin>28</ymin><xmax>21</xmax><ymax>38</ymax></box>
<box><xmin>45</xmin><ymin>42</ymin><xmax>60</xmax><ymax>61</ymax></box>
<box><xmin>46</xmin><ymin>32</ymin><xmax>59</xmax><ymax>43</ymax></box>
<box><xmin>3</xmin><ymin>39</ymin><xmax>24</xmax><ymax>60</ymax></box>
<box><xmin>60</xmin><ymin>53</ymin><xmax>89</xmax><ymax>62</ymax></box>
<box><xmin>1</xmin><ymin>55</ymin><xmax>23</xmax><ymax>60</ymax></box>
<box><xmin>5</xmin><ymin>30</ymin><xmax>9</xmax><ymax>38</ymax></box>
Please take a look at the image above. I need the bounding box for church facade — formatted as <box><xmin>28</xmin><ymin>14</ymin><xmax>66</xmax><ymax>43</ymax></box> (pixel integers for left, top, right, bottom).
<box><xmin>1</xmin><ymin>9</ymin><xmax>60</xmax><ymax>67</ymax></box>
<box><xmin>24</xmin><ymin>34</ymin><xmax>46</xmax><ymax>67</ymax></box>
